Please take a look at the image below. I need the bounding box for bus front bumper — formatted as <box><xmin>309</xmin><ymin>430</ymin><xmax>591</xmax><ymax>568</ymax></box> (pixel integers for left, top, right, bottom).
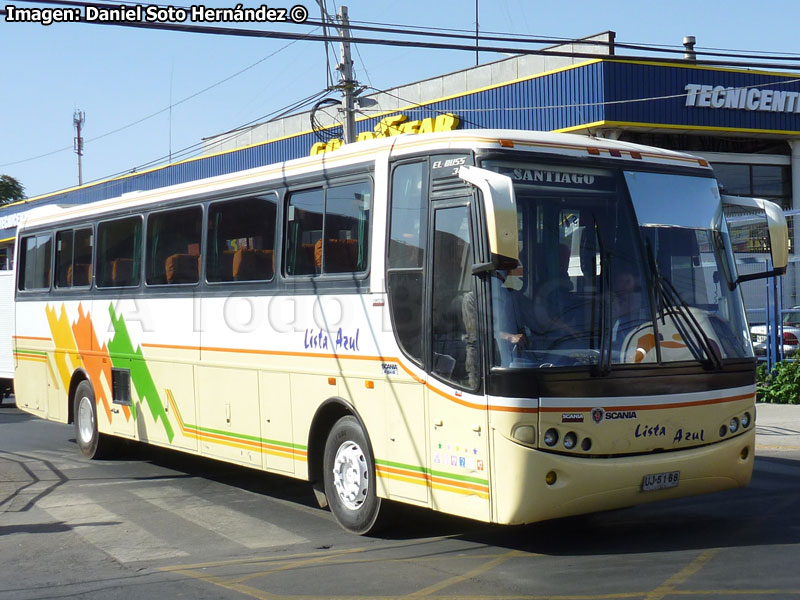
<box><xmin>491</xmin><ymin>427</ymin><xmax>755</xmax><ymax>525</ymax></box>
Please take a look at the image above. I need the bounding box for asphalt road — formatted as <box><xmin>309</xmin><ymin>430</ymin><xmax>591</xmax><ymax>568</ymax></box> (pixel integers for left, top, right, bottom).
<box><xmin>2</xmin><ymin>397</ymin><xmax>800</xmax><ymax>600</ymax></box>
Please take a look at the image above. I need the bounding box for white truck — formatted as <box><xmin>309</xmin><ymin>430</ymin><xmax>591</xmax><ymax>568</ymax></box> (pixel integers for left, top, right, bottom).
<box><xmin>0</xmin><ymin>269</ymin><xmax>14</xmax><ymax>400</ymax></box>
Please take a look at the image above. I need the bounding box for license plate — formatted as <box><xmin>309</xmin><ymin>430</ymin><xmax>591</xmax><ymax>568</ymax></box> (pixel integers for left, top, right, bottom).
<box><xmin>642</xmin><ymin>470</ymin><xmax>680</xmax><ymax>492</ymax></box>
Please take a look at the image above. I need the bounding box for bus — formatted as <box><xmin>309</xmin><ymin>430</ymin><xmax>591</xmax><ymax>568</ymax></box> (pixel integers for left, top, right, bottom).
<box><xmin>12</xmin><ymin>129</ymin><xmax>788</xmax><ymax>534</ymax></box>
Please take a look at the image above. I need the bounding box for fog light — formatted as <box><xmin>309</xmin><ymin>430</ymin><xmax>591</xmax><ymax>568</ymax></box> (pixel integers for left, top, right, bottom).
<box><xmin>545</xmin><ymin>471</ymin><xmax>558</xmax><ymax>485</ymax></box>
<box><xmin>563</xmin><ymin>432</ymin><xmax>578</xmax><ymax>450</ymax></box>
<box><xmin>544</xmin><ymin>428</ymin><xmax>559</xmax><ymax>447</ymax></box>
<box><xmin>512</xmin><ymin>425</ymin><xmax>536</xmax><ymax>444</ymax></box>
<box><xmin>740</xmin><ymin>446</ymin><xmax>749</xmax><ymax>460</ymax></box>
<box><xmin>741</xmin><ymin>412</ymin><xmax>751</xmax><ymax>429</ymax></box>
<box><xmin>729</xmin><ymin>417</ymin><xmax>740</xmax><ymax>434</ymax></box>
<box><xmin>581</xmin><ymin>437</ymin><xmax>592</xmax><ymax>451</ymax></box>
<box><xmin>719</xmin><ymin>425</ymin><xmax>728</xmax><ymax>438</ymax></box>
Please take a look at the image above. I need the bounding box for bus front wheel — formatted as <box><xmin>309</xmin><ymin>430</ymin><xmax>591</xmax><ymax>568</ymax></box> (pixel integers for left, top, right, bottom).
<box><xmin>323</xmin><ymin>416</ymin><xmax>381</xmax><ymax>535</ymax></box>
<box><xmin>74</xmin><ymin>380</ymin><xmax>110</xmax><ymax>459</ymax></box>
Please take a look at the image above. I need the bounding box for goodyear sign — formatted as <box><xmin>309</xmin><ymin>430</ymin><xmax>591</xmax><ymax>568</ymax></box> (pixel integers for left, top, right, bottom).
<box><xmin>310</xmin><ymin>113</ymin><xmax>460</xmax><ymax>155</ymax></box>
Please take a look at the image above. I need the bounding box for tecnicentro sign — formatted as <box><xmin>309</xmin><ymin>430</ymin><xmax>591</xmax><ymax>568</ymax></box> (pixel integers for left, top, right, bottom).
<box><xmin>684</xmin><ymin>83</ymin><xmax>800</xmax><ymax>113</ymax></box>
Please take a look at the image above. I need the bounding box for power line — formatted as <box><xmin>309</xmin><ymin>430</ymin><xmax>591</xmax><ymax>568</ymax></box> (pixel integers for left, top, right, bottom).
<box><xmin>6</xmin><ymin>2</ymin><xmax>800</xmax><ymax>71</ymax></box>
<box><xmin>79</xmin><ymin>89</ymin><xmax>330</xmax><ymax>186</ymax></box>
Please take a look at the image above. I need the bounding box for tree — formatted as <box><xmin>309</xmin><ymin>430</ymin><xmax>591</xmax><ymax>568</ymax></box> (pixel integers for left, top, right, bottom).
<box><xmin>0</xmin><ymin>175</ymin><xmax>25</xmax><ymax>205</ymax></box>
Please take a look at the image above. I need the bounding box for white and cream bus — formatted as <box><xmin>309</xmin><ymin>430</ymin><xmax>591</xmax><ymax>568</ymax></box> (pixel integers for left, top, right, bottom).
<box><xmin>12</xmin><ymin>129</ymin><xmax>787</xmax><ymax>534</ymax></box>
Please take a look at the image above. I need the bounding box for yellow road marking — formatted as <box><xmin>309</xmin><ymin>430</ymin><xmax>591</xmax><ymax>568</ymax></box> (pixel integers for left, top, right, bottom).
<box><xmin>644</xmin><ymin>549</ymin><xmax>718</xmax><ymax>600</ymax></box>
<box><xmin>230</xmin><ymin>547</ymin><xmax>370</xmax><ymax>585</ymax></box>
<box><xmin>407</xmin><ymin>550</ymin><xmax>524</xmax><ymax>597</ymax></box>
<box><xmin>170</xmin><ymin>569</ymin><xmax>281</xmax><ymax>600</ymax></box>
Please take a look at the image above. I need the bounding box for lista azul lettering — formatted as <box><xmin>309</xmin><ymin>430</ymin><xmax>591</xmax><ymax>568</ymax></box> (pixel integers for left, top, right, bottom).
<box><xmin>673</xmin><ymin>428</ymin><xmax>705</xmax><ymax>444</ymax></box>
<box><xmin>512</xmin><ymin>169</ymin><xmax>595</xmax><ymax>185</ymax></box>
<box><xmin>635</xmin><ymin>423</ymin><xmax>666</xmax><ymax>438</ymax></box>
<box><xmin>304</xmin><ymin>328</ymin><xmax>361</xmax><ymax>352</ymax></box>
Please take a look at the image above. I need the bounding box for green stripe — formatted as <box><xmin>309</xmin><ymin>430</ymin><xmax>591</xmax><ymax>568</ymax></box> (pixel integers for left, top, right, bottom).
<box><xmin>186</xmin><ymin>421</ymin><xmax>307</xmax><ymax>450</ymax></box>
<box><xmin>13</xmin><ymin>349</ymin><xmax>48</xmax><ymax>357</ymax></box>
<box><xmin>107</xmin><ymin>305</ymin><xmax>173</xmax><ymax>442</ymax></box>
<box><xmin>376</xmin><ymin>458</ymin><xmax>488</xmax><ymax>485</ymax></box>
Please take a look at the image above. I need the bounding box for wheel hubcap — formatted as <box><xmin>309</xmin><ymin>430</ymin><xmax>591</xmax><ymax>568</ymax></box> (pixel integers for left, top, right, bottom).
<box><xmin>332</xmin><ymin>441</ymin><xmax>368</xmax><ymax>510</ymax></box>
<box><xmin>77</xmin><ymin>395</ymin><xmax>95</xmax><ymax>444</ymax></box>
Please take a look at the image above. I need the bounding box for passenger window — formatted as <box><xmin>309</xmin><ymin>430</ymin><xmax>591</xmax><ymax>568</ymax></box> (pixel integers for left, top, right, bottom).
<box><xmin>55</xmin><ymin>227</ymin><xmax>93</xmax><ymax>288</ymax></box>
<box><xmin>96</xmin><ymin>217</ymin><xmax>142</xmax><ymax>288</ymax></box>
<box><xmin>284</xmin><ymin>181</ymin><xmax>371</xmax><ymax>276</ymax></box>
<box><xmin>207</xmin><ymin>195</ymin><xmax>277</xmax><ymax>282</ymax></box>
<box><xmin>285</xmin><ymin>189</ymin><xmax>324</xmax><ymax>276</ymax></box>
<box><xmin>55</xmin><ymin>230</ymin><xmax>74</xmax><ymax>288</ymax></box>
<box><xmin>146</xmin><ymin>206</ymin><xmax>202</xmax><ymax>285</ymax></box>
<box><xmin>18</xmin><ymin>234</ymin><xmax>52</xmax><ymax>291</ymax></box>
<box><xmin>323</xmin><ymin>182</ymin><xmax>370</xmax><ymax>273</ymax></box>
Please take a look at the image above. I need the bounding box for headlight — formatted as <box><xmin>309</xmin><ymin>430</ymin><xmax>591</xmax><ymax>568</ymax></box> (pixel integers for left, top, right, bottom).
<box><xmin>741</xmin><ymin>412</ymin><xmax>751</xmax><ymax>428</ymax></box>
<box><xmin>729</xmin><ymin>417</ymin><xmax>740</xmax><ymax>434</ymax></box>
<box><xmin>544</xmin><ymin>428</ymin><xmax>559</xmax><ymax>447</ymax></box>
<box><xmin>563</xmin><ymin>432</ymin><xmax>578</xmax><ymax>450</ymax></box>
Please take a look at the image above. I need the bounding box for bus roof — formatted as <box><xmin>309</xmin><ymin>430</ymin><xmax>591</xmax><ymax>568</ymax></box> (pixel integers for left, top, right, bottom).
<box><xmin>19</xmin><ymin>129</ymin><xmax>711</xmax><ymax>232</ymax></box>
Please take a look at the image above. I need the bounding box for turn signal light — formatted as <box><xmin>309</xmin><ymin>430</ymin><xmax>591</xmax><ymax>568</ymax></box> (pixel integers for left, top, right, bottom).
<box><xmin>512</xmin><ymin>425</ymin><xmax>536</xmax><ymax>444</ymax></box>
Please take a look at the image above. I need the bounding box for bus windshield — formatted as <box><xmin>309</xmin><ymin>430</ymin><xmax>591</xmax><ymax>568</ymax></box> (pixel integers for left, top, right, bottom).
<box><xmin>482</xmin><ymin>161</ymin><xmax>752</xmax><ymax>370</ymax></box>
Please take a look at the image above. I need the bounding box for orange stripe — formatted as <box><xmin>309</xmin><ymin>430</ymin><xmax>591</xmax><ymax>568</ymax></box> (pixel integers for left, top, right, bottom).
<box><xmin>376</xmin><ymin>465</ymin><xmax>488</xmax><ymax>493</ymax></box>
<box><xmin>166</xmin><ymin>390</ymin><xmax>307</xmax><ymax>459</ymax></box>
<box><xmin>13</xmin><ymin>335</ymin><xmax>52</xmax><ymax>341</ymax></box>
<box><xmin>143</xmin><ymin>341</ymin><xmax>494</xmax><ymax>412</ymax></box>
<box><xmin>540</xmin><ymin>392</ymin><xmax>754</xmax><ymax>413</ymax></box>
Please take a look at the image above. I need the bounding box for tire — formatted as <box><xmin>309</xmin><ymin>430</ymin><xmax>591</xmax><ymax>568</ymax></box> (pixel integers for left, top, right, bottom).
<box><xmin>73</xmin><ymin>380</ymin><xmax>110</xmax><ymax>459</ymax></box>
<box><xmin>322</xmin><ymin>415</ymin><xmax>382</xmax><ymax>535</ymax></box>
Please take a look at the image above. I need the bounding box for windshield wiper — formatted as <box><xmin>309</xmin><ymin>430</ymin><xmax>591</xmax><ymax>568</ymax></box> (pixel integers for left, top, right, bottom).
<box><xmin>656</xmin><ymin>275</ymin><xmax>723</xmax><ymax>370</ymax></box>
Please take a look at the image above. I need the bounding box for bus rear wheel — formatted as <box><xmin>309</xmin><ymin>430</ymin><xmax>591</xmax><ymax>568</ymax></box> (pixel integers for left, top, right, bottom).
<box><xmin>74</xmin><ymin>380</ymin><xmax>110</xmax><ymax>459</ymax></box>
<box><xmin>323</xmin><ymin>415</ymin><xmax>382</xmax><ymax>535</ymax></box>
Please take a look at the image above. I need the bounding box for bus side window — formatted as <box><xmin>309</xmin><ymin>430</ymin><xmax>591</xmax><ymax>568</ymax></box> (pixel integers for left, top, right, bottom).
<box><xmin>72</xmin><ymin>228</ymin><xmax>93</xmax><ymax>287</ymax></box>
<box><xmin>206</xmin><ymin>195</ymin><xmax>277</xmax><ymax>283</ymax></box>
<box><xmin>96</xmin><ymin>216</ymin><xmax>142</xmax><ymax>288</ymax></box>
<box><xmin>18</xmin><ymin>234</ymin><xmax>52</xmax><ymax>291</ymax></box>
<box><xmin>146</xmin><ymin>206</ymin><xmax>202</xmax><ymax>286</ymax></box>
<box><xmin>284</xmin><ymin>181</ymin><xmax>372</xmax><ymax>277</ymax></box>
<box><xmin>285</xmin><ymin>189</ymin><xmax>324</xmax><ymax>276</ymax></box>
<box><xmin>55</xmin><ymin>229</ymin><xmax>74</xmax><ymax>288</ymax></box>
<box><xmin>387</xmin><ymin>161</ymin><xmax>428</xmax><ymax>366</ymax></box>
<box><xmin>55</xmin><ymin>227</ymin><xmax>93</xmax><ymax>288</ymax></box>
<box><xmin>323</xmin><ymin>181</ymin><xmax>371</xmax><ymax>273</ymax></box>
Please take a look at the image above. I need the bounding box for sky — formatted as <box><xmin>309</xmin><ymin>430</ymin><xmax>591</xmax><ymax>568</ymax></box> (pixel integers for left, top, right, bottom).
<box><xmin>2</xmin><ymin>0</ymin><xmax>800</xmax><ymax>199</ymax></box>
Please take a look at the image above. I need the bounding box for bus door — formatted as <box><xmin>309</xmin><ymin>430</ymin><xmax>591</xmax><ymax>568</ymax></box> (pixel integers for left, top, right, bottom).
<box><xmin>426</xmin><ymin>198</ymin><xmax>491</xmax><ymax>522</ymax></box>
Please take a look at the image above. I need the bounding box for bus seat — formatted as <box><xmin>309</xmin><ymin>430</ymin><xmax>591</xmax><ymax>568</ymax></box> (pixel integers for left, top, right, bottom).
<box><xmin>165</xmin><ymin>253</ymin><xmax>200</xmax><ymax>284</ymax></box>
<box><xmin>71</xmin><ymin>263</ymin><xmax>92</xmax><ymax>286</ymax></box>
<box><xmin>324</xmin><ymin>239</ymin><xmax>360</xmax><ymax>272</ymax></box>
<box><xmin>295</xmin><ymin>243</ymin><xmax>318</xmax><ymax>274</ymax></box>
<box><xmin>112</xmin><ymin>258</ymin><xmax>134</xmax><ymax>286</ymax></box>
<box><xmin>233</xmin><ymin>248</ymin><xmax>274</xmax><ymax>281</ymax></box>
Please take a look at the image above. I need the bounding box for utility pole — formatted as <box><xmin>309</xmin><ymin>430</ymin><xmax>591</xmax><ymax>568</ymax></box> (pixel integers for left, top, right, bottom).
<box><xmin>336</xmin><ymin>5</ymin><xmax>356</xmax><ymax>144</ymax></box>
<box><xmin>73</xmin><ymin>110</ymin><xmax>85</xmax><ymax>186</ymax></box>
<box><xmin>475</xmin><ymin>0</ymin><xmax>479</xmax><ymax>66</ymax></box>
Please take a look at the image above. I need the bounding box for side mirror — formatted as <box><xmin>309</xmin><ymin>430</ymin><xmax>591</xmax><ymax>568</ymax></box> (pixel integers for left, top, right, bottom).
<box><xmin>722</xmin><ymin>194</ymin><xmax>788</xmax><ymax>284</ymax></box>
<box><xmin>457</xmin><ymin>166</ymin><xmax>519</xmax><ymax>271</ymax></box>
